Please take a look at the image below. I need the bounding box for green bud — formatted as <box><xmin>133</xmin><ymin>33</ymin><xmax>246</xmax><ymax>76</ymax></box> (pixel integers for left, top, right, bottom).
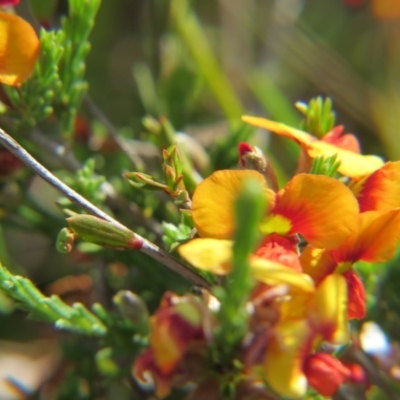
<box><xmin>95</xmin><ymin>347</ymin><xmax>119</xmax><ymax>377</ymax></box>
<box><xmin>164</xmin><ymin>164</ymin><xmax>177</xmax><ymax>192</ymax></box>
<box><xmin>56</xmin><ymin>228</ymin><xmax>75</xmax><ymax>254</ymax></box>
<box><xmin>174</xmin><ymin>188</ymin><xmax>190</xmax><ymax>206</ymax></box>
<box><xmin>124</xmin><ymin>172</ymin><xmax>167</xmax><ymax>191</ymax></box>
<box><xmin>141</xmin><ymin>115</ymin><xmax>161</xmax><ymax>134</ymax></box>
<box><xmin>159</xmin><ymin>116</ymin><xmax>177</xmax><ymax>146</ymax></box>
<box><xmin>67</xmin><ymin>215</ymin><xmax>142</xmax><ymax>250</ymax></box>
<box><xmin>181</xmin><ymin>209</ymin><xmax>195</xmax><ymax>228</ymax></box>
<box><xmin>113</xmin><ymin>290</ymin><xmax>149</xmax><ymax>334</ymax></box>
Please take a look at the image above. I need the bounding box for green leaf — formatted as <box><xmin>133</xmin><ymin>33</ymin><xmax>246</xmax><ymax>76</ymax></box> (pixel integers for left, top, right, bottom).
<box><xmin>215</xmin><ymin>177</ymin><xmax>266</xmax><ymax>363</ymax></box>
<box><xmin>0</xmin><ymin>262</ymin><xmax>106</xmax><ymax>336</ymax></box>
<box><xmin>296</xmin><ymin>96</ymin><xmax>336</xmax><ymax>138</ymax></box>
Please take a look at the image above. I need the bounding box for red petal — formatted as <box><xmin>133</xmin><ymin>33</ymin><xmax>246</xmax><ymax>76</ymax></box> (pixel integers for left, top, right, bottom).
<box><xmin>344</xmin><ymin>270</ymin><xmax>366</xmax><ymax>320</ymax></box>
<box><xmin>304</xmin><ymin>353</ymin><xmax>350</xmax><ymax>396</ymax></box>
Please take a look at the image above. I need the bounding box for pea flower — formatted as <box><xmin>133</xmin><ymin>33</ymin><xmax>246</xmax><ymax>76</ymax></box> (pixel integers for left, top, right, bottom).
<box><xmin>190</xmin><ymin>169</ymin><xmax>358</xmax><ymax>249</ymax></box>
<box><xmin>133</xmin><ymin>291</ymin><xmax>214</xmax><ymax>398</ymax></box>
<box><xmin>241</xmin><ymin>116</ymin><xmax>383</xmax><ymax>178</ymax></box>
<box><xmin>301</xmin><ymin>209</ymin><xmax>400</xmax><ymax>319</ymax></box>
<box><xmin>0</xmin><ymin>11</ymin><xmax>40</xmax><ymax>86</ymax></box>
<box><xmin>262</xmin><ymin>274</ymin><xmax>350</xmax><ymax>397</ymax></box>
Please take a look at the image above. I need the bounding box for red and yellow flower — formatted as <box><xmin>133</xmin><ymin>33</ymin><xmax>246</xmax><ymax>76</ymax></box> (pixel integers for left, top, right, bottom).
<box><xmin>301</xmin><ymin>209</ymin><xmax>400</xmax><ymax>319</ymax></box>
<box><xmin>177</xmin><ymin>165</ymin><xmax>362</xmax><ymax>397</ymax></box>
<box><xmin>133</xmin><ymin>291</ymin><xmax>214</xmax><ymax>397</ymax></box>
<box><xmin>190</xmin><ymin>169</ymin><xmax>359</xmax><ymax>249</ymax></box>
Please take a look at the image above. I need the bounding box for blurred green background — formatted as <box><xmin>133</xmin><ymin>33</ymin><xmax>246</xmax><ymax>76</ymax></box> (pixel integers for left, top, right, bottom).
<box><xmin>1</xmin><ymin>0</ymin><xmax>400</xmax><ymax>398</ymax></box>
<box><xmin>82</xmin><ymin>0</ymin><xmax>400</xmax><ymax>157</ymax></box>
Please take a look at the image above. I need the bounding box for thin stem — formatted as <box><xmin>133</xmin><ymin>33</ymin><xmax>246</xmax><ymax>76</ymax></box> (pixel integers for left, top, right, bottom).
<box><xmin>0</xmin><ymin>128</ymin><xmax>211</xmax><ymax>289</ymax></box>
<box><xmin>83</xmin><ymin>95</ymin><xmax>144</xmax><ymax>169</ymax></box>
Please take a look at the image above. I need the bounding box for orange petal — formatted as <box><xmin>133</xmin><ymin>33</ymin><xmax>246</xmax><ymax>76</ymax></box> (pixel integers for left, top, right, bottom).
<box><xmin>355</xmin><ymin>161</ymin><xmax>400</xmax><ymax>212</ymax></box>
<box><xmin>305</xmin><ymin>141</ymin><xmax>384</xmax><ymax>178</ymax></box>
<box><xmin>250</xmin><ymin>256</ymin><xmax>315</xmax><ymax>292</ymax></box>
<box><xmin>178</xmin><ymin>238</ymin><xmax>233</xmax><ymax>274</ymax></box>
<box><xmin>331</xmin><ymin>210</ymin><xmax>400</xmax><ymax>264</ymax></box>
<box><xmin>273</xmin><ymin>174</ymin><xmax>359</xmax><ymax>249</ymax></box>
<box><xmin>265</xmin><ymin>319</ymin><xmax>311</xmax><ymax>398</ymax></box>
<box><xmin>372</xmin><ymin>0</ymin><xmax>400</xmax><ymax>19</ymax></box>
<box><xmin>242</xmin><ymin>116</ymin><xmax>315</xmax><ymax>145</ymax></box>
<box><xmin>308</xmin><ymin>274</ymin><xmax>349</xmax><ymax>345</ymax></box>
<box><xmin>300</xmin><ymin>246</ymin><xmax>336</xmax><ymax>285</ymax></box>
<box><xmin>192</xmin><ymin>170</ymin><xmax>272</xmax><ymax>239</ymax></box>
<box><xmin>344</xmin><ymin>270</ymin><xmax>366</xmax><ymax>320</ymax></box>
<box><xmin>0</xmin><ymin>12</ymin><xmax>40</xmax><ymax>86</ymax></box>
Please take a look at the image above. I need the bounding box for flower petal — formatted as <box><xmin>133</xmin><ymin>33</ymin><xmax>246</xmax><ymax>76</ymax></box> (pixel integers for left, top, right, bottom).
<box><xmin>344</xmin><ymin>270</ymin><xmax>366</xmax><ymax>320</ymax></box>
<box><xmin>132</xmin><ymin>349</ymin><xmax>172</xmax><ymax>398</ymax></box>
<box><xmin>308</xmin><ymin>274</ymin><xmax>349</xmax><ymax>344</ymax></box>
<box><xmin>0</xmin><ymin>1</ymin><xmax>20</xmax><ymax>5</ymax></box>
<box><xmin>0</xmin><ymin>12</ymin><xmax>40</xmax><ymax>86</ymax></box>
<box><xmin>331</xmin><ymin>210</ymin><xmax>400</xmax><ymax>264</ymax></box>
<box><xmin>355</xmin><ymin>161</ymin><xmax>400</xmax><ymax>212</ymax></box>
<box><xmin>372</xmin><ymin>0</ymin><xmax>400</xmax><ymax>19</ymax></box>
<box><xmin>192</xmin><ymin>170</ymin><xmax>272</xmax><ymax>239</ymax></box>
<box><xmin>304</xmin><ymin>353</ymin><xmax>350</xmax><ymax>396</ymax></box>
<box><xmin>241</xmin><ymin>116</ymin><xmax>383</xmax><ymax>177</ymax></box>
<box><xmin>250</xmin><ymin>256</ymin><xmax>315</xmax><ymax>292</ymax></box>
<box><xmin>264</xmin><ymin>319</ymin><xmax>311</xmax><ymax>398</ymax></box>
<box><xmin>300</xmin><ymin>246</ymin><xmax>336</xmax><ymax>285</ymax></box>
<box><xmin>273</xmin><ymin>174</ymin><xmax>359</xmax><ymax>249</ymax></box>
<box><xmin>305</xmin><ymin>141</ymin><xmax>383</xmax><ymax>178</ymax></box>
<box><xmin>178</xmin><ymin>238</ymin><xmax>233</xmax><ymax>274</ymax></box>
<box><xmin>322</xmin><ymin>125</ymin><xmax>361</xmax><ymax>153</ymax></box>
<box><xmin>242</xmin><ymin>116</ymin><xmax>315</xmax><ymax>145</ymax></box>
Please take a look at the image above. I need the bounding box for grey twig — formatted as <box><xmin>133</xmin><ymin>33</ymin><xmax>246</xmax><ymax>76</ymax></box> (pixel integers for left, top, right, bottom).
<box><xmin>0</xmin><ymin>128</ymin><xmax>210</xmax><ymax>289</ymax></box>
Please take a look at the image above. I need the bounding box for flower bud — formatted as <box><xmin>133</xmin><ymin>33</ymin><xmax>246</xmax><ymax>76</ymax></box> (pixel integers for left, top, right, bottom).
<box><xmin>67</xmin><ymin>215</ymin><xmax>142</xmax><ymax>250</ymax></box>
<box><xmin>304</xmin><ymin>353</ymin><xmax>350</xmax><ymax>396</ymax></box>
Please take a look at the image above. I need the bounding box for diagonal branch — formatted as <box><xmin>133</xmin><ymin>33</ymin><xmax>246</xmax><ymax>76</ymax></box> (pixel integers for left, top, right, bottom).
<box><xmin>0</xmin><ymin>128</ymin><xmax>211</xmax><ymax>289</ymax></box>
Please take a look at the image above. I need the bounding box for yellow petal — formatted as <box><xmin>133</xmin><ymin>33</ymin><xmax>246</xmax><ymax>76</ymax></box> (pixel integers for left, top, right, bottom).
<box><xmin>241</xmin><ymin>116</ymin><xmax>384</xmax><ymax>178</ymax></box>
<box><xmin>308</xmin><ymin>274</ymin><xmax>349</xmax><ymax>345</ymax></box>
<box><xmin>265</xmin><ymin>319</ymin><xmax>311</xmax><ymax>398</ymax></box>
<box><xmin>192</xmin><ymin>170</ymin><xmax>272</xmax><ymax>239</ymax></box>
<box><xmin>242</xmin><ymin>116</ymin><xmax>315</xmax><ymax>145</ymax></box>
<box><xmin>178</xmin><ymin>238</ymin><xmax>233</xmax><ymax>274</ymax></box>
<box><xmin>250</xmin><ymin>256</ymin><xmax>315</xmax><ymax>292</ymax></box>
<box><xmin>305</xmin><ymin>141</ymin><xmax>383</xmax><ymax>178</ymax></box>
<box><xmin>0</xmin><ymin>12</ymin><xmax>40</xmax><ymax>86</ymax></box>
<box><xmin>300</xmin><ymin>246</ymin><xmax>336</xmax><ymax>285</ymax></box>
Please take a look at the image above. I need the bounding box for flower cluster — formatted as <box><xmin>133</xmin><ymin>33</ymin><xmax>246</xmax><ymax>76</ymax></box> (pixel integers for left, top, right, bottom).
<box><xmin>132</xmin><ymin>114</ymin><xmax>400</xmax><ymax>398</ymax></box>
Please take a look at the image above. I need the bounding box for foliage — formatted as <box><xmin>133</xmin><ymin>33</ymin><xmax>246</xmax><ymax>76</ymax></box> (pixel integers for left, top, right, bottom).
<box><xmin>0</xmin><ymin>0</ymin><xmax>400</xmax><ymax>399</ymax></box>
